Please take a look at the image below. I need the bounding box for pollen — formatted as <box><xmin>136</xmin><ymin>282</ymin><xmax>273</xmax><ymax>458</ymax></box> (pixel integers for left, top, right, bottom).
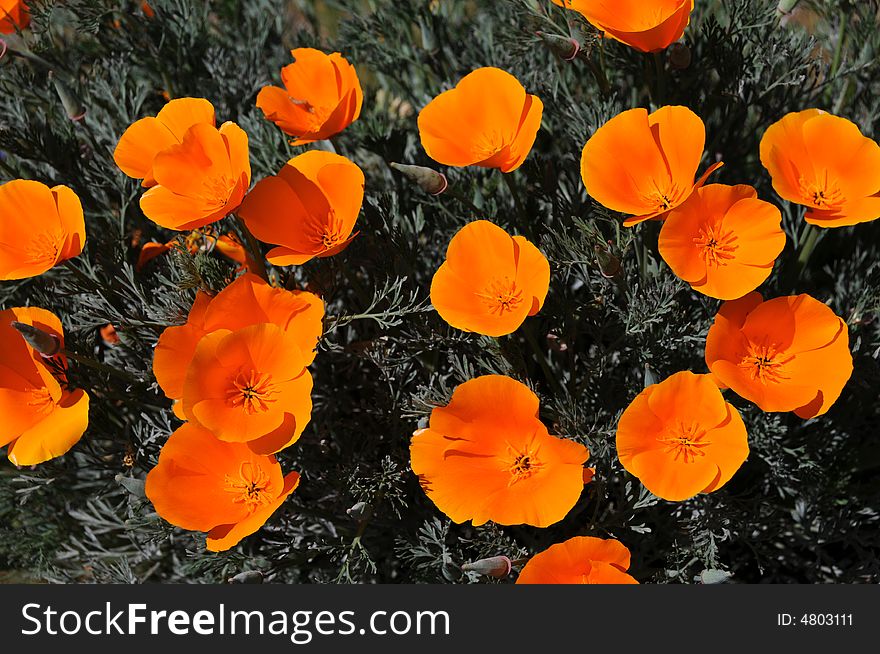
<box><xmin>223</xmin><ymin>462</ymin><xmax>274</xmax><ymax>510</ymax></box>
<box><xmin>476</xmin><ymin>276</ymin><xmax>523</xmax><ymax>316</ymax></box>
<box><xmin>227</xmin><ymin>370</ymin><xmax>277</xmax><ymax>414</ymax></box>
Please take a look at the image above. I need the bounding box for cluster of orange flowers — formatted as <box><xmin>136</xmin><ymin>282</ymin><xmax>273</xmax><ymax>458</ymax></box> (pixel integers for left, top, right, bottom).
<box><xmin>1</xmin><ymin>0</ymin><xmax>875</xmax><ymax>582</ymax></box>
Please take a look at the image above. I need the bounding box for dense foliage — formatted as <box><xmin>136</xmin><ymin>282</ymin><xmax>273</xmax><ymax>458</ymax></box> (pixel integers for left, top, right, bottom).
<box><xmin>1</xmin><ymin>0</ymin><xmax>878</xmax><ymax>584</ymax></box>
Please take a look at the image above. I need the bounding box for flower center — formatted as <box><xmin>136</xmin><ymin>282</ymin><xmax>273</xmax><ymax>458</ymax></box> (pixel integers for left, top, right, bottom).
<box><xmin>473</xmin><ymin>130</ymin><xmax>506</xmax><ymax>160</ymax></box>
<box><xmin>476</xmin><ymin>277</ymin><xmax>523</xmax><ymax>316</ymax></box>
<box><xmin>202</xmin><ymin>175</ymin><xmax>236</xmax><ymax>211</ymax></box>
<box><xmin>504</xmin><ymin>441</ymin><xmax>543</xmax><ymax>485</ymax></box>
<box><xmin>643</xmin><ymin>179</ymin><xmax>681</xmax><ymax>213</ymax></box>
<box><xmin>799</xmin><ymin>173</ymin><xmax>845</xmax><ymax>210</ymax></box>
<box><xmin>658</xmin><ymin>422</ymin><xmax>711</xmax><ymax>464</ymax></box>
<box><xmin>227</xmin><ymin>370</ymin><xmax>277</xmax><ymax>414</ymax></box>
<box><xmin>27</xmin><ymin>386</ymin><xmax>55</xmax><ymax>413</ymax></box>
<box><xmin>223</xmin><ymin>462</ymin><xmax>274</xmax><ymax>511</ymax></box>
<box><xmin>694</xmin><ymin>223</ymin><xmax>738</xmax><ymax>267</ymax></box>
<box><xmin>738</xmin><ymin>341</ymin><xmax>791</xmax><ymax>384</ymax></box>
<box><xmin>25</xmin><ymin>230</ymin><xmax>65</xmax><ymax>267</ymax></box>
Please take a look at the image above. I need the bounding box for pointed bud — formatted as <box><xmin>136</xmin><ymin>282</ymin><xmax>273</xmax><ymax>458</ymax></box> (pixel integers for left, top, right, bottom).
<box><xmin>0</xmin><ymin>38</ymin><xmax>7</xmax><ymax>62</ymax></box>
<box><xmin>49</xmin><ymin>71</ymin><xmax>86</xmax><ymax>121</ymax></box>
<box><xmin>228</xmin><ymin>570</ymin><xmax>264</xmax><ymax>584</ymax></box>
<box><xmin>11</xmin><ymin>321</ymin><xmax>61</xmax><ymax>357</ymax></box>
<box><xmin>418</xmin><ymin>15</ymin><xmax>438</xmax><ymax>54</ymax></box>
<box><xmin>390</xmin><ymin>162</ymin><xmax>448</xmax><ymax>195</ymax></box>
<box><xmin>461</xmin><ymin>556</ymin><xmax>512</xmax><ymax>579</ymax></box>
<box><xmin>347</xmin><ymin>501</ymin><xmax>372</xmax><ymax>521</ymax></box>
<box><xmin>536</xmin><ymin>31</ymin><xmax>580</xmax><ymax>61</ymax></box>
<box><xmin>115</xmin><ymin>474</ymin><xmax>146</xmax><ymax>498</ymax></box>
<box><xmin>594</xmin><ymin>243</ymin><xmax>621</xmax><ymax>279</ymax></box>
<box><xmin>668</xmin><ymin>43</ymin><xmax>691</xmax><ymax>70</ymax></box>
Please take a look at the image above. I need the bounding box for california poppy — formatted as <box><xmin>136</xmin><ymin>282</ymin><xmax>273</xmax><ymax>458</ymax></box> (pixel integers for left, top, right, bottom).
<box><xmin>418</xmin><ymin>67</ymin><xmax>543</xmax><ymax>173</ymax></box>
<box><xmin>616</xmin><ymin>371</ymin><xmax>749</xmax><ymax>501</ymax></box>
<box><xmin>430</xmin><ymin>220</ymin><xmax>549</xmax><ymax>337</ymax></box>
<box><xmin>256</xmin><ymin>48</ymin><xmax>363</xmax><ymax>145</ymax></box>
<box><xmin>410</xmin><ymin>375</ymin><xmax>590</xmax><ymax>527</ymax></box>
<box><xmin>114</xmin><ymin>97</ymin><xmax>216</xmax><ymax>187</ymax></box>
<box><xmin>0</xmin><ymin>307</ymin><xmax>90</xmax><ymax>466</ymax></box>
<box><xmin>145</xmin><ymin>423</ymin><xmax>300</xmax><ymax>552</ymax></box>
<box><xmin>0</xmin><ymin>179</ymin><xmax>86</xmax><ymax>280</ymax></box>
<box><xmin>705</xmin><ymin>292</ymin><xmax>852</xmax><ymax>418</ymax></box>
<box><xmin>553</xmin><ymin>1</ymin><xmax>694</xmax><ymax>53</ymax></box>
<box><xmin>181</xmin><ymin>323</ymin><xmax>313</xmax><ymax>453</ymax></box>
<box><xmin>517</xmin><ymin>536</ymin><xmax>639</xmax><ymax>584</ymax></box>
<box><xmin>152</xmin><ymin>273</ymin><xmax>324</xmax><ymax>450</ymax></box>
<box><xmin>581</xmin><ymin>106</ymin><xmax>722</xmax><ymax>226</ymax></box>
<box><xmin>658</xmin><ymin>184</ymin><xmax>786</xmax><ymax>299</ymax></box>
<box><xmin>237</xmin><ymin>150</ymin><xmax>365</xmax><ymax>265</ymax></box>
<box><xmin>0</xmin><ymin>0</ymin><xmax>28</xmax><ymax>34</ymax></box>
<box><xmin>759</xmin><ymin>109</ymin><xmax>880</xmax><ymax>227</ymax></box>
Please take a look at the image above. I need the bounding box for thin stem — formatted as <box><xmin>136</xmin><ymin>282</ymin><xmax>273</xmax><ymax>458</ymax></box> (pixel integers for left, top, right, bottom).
<box><xmin>63</xmin><ymin>349</ymin><xmax>143</xmax><ymax>385</ymax></box>
<box><xmin>582</xmin><ymin>52</ymin><xmax>611</xmax><ymax>96</ymax></box>
<box><xmin>234</xmin><ymin>216</ymin><xmax>269</xmax><ymax>282</ymax></box>
<box><xmin>796</xmin><ymin>223</ymin><xmax>821</xmax><ymax>279</ymax></box>
<box><xmin>502</xmin><ymin>172</ymin><xmax>531</xmax><ymax>235</ymax></box>
<box><xmin>652</xmin><ymin>51</ymin><xmax>666</xmax><ymax>105</ymax></box>
<box><xmin>523</xmin><ymin>323</ymin><xmax>566</xmax><ymax>398</ymax></box>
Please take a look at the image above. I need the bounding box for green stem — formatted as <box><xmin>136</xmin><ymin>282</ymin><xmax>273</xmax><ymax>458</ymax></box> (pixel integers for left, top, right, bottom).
<box><xmin>502</xmin><ymin>172</ymin><xmax>531</xmax><ymax>234</ymax></box>
<box><xmin>796</xmin><ymin>223</ymin><xmax>821</xmax><ymax>279</ymax></box>
<box><xmin>825</xmin><ymin>10</ymin><xmax>848</xmax><ymax>106</ymax></box>
<box><xmin>582</xmin><ymin>53</ymin><xmax>611</xmax><ymax>97</ymax></box>
<box><xmin>652</xmin><ymin>51</ymin><xmax>666</xmax><ymax>105</ymax></box>
<box><xmin>235</xmin><ymin>216</ymin><xmax>269</xmax><ymax>282</ymax></box>
<box><xmin>63</xmin><ymin>350</ymin><xmax>143</xmax><ymax>385</ymax></box>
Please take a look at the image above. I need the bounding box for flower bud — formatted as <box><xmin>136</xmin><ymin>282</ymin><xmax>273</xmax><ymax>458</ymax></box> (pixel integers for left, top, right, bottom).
<box><xmin>228</xmin><ymin>570</ymin><xmax>264</xmax><ymax>584</ymax></box>
<box><xmin>346</xmin><ymin>501</ymin><xmax>373</xmax><ymax>521</ymax></box>
<box><xmin>668</xmin><ymin>43</ymin><xmax>691</xmax><ymax>70</ymax></box>
<box><xmin>594</xmin><ymin>243</ymin><xmax>621</xmax><ymax>279</ymax></box>
<box><xmin>49</xmin><ymin>71</ymin><xmax>86</xmax><ymax>121</ymax></box>
<box><xmin>115</xmin><ymin>474</ymin><xmax>146</xmax><ymax>498</ymax></box>
<box><xmin>11</xmin><ymin>321</ymin><xmax>61</xmax><ymax>357</ymax></box>
<box><xmin>536</xmin><ymin>31</ymin><xmax>580</xmax><ymax>62</ymax></box>
<box><xmin>390</xmin><ymin>162</ymin><xmax>448</xmax><ymax>195</ymax></box>
<box><xmin>461</xmin><ymin>555</ymin><xmax>512</xmax><ymax>579</ymax></box>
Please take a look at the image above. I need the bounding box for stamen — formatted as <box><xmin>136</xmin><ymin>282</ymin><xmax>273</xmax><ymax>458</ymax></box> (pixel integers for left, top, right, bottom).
<box><xmin>657</xmin><ymin>422</ymin><xmax>711</xmax><ymax>464</ymax></box>
<box><xmin>475</xmin><ymin>277</ymin><xmax>523</xmax><ymax>316</ymax></box>
<box><xmin>223</xmin><ymin>462</ymin><xmax>274</xmax><ymax>510</ymax></box>
<box><xmin>227</xmin><ymin>370</ymin><xmax>277</xmax><ymax>414</ymax></box>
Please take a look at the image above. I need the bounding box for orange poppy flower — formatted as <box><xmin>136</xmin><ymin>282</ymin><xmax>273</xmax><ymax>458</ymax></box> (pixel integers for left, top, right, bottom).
<box><xmin>0</xmin><ymin>0</ymin><xmax>28</xmax><ymax>34</ymax></box>
<box><xmin>410</xmin><ymin>375</ymin><xmax>590</xmax><ymax>527</ymax></box>
<box><xmin>152</xmin><ymin>273</ymin><xmax>324</xmax><ymax>451</ymax></box>
<box><xmin>237</xmin><ymin>150</ymin><xmax>364</xmax><ymax>266</ymax></box>
<box><xmin>114</xmin><ymin>97</ymin><xmax>215</xmax><ymax>187</ymax></box>
<box><xmin>0</xmin><ymin>307</ymin><xmax>89</xmax><ymax>466</ymax></box>
<box><xmin>516</xmin><ymin>536</ymin><xmax>639</xmax><ymax>584</ymax></box>
<box><xmin>705</xmin><ymin>292</ymin><xmax>852</xmax><ymax>418</ymax></box>
<box><xmin>616</xmin><ymin>371</ymin><xmax>749</xmax><ymax>501</ymax></box>
<box><xmin>180</xmin><ymin>323</ymin><xmax>313</xmax><ymax>452</ymax></box>
<box><xmin>658</xmin><ymin>184</ymin><xmax>786</xmax><ymax>299</ymax></box>
<box><xmin>0</xmin><ymin>179</ymin><xmax>86</xmax><ymax>280</ymax></box>
<box><xmin>256</xmin><ymin>48</ymin><xmax>363</xmax><ymax>146</ymax></box>
<box><xmin>553</xmin><ymin>0</ymin><xmax>694</xmax><ymax>53</ymax></box>
<box><xmin>145</xmin><ymin>423</ymin><xmax>300</xmax><ymax>552</ymax></box>
<box><xmin>418</xmin><ymin>67</ymin><xmax>543</xmax><ymax>173</ymax></box>
<box><xmin>581</xmin><ymin>106</ymin><xmax>723</xmax><ymax>226</ymax></box>
<box><xmin>759</xmin><ymin>110</ymin><xmax>880</xmax><ymax>227</ymax></box>
<box><xmin>430</xmin><ymin>220</ymin><xmax>550</xmax><ymax>337</ymax></box>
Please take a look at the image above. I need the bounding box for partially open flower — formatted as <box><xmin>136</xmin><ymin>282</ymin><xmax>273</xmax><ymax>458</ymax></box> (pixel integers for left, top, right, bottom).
<box><xmin>256</xmin><ymin>48</ymin><xmax>363</xmax><ymax>145</ymax></box>
<box><xmin>418</xmin><ymin>67</ymin><xmax>543</xmax><ymax>173</ymax></box>
<box><xmin>616</xmin><ymin>371</ymin><xmax>749</xmax><ymax>501</ymax></box>
<box><xmin>659</xmin><ymin>184</ymin><xmax>786</xmax><ymax>299</ymax></box>
<box><xmin>517</xmin><ymin>536</ymin><xmax>639</xmax><ymax>584</ymax></box>
<box><xmin>0</xmin><ymin>0</ymin><xmax>29</xmax><ymax>34</ymax></box>
<box><xmin>114</xmin><ymin>97</ymin><xmax>250</xmax><ymax>231</ymax></box>
<box><xmin>553</xmin><ymin>0</ymin><xmax>694</xmax><ymax>53</ymax></box>
<box><xmin>114</xmin><ymin>97</ymin><xmax>216</xmax><ymax>187</ymax></box>
<box><xmin>410</xmin><ymin>375</ymin><xmax>590</xmax><ymax>528</ymax></box>
<box><xmin>705</xmin><ymin>292</ymin><xmax>852</xmax><ymax>418</ymax></box>
<box><xmin>430</xmin><ymin>220</ymin><xmax>550</xmax><ymax>337</ymax></box>
<box><xmin>238</xmin><ymin>150</ymin><xmax>364</xmax><ymax>266</ymax></box>
<box><xmin>0</xmin><ymin>307</ymin><xmax>90</xmax><ymax>466</ymax></box>
<box><xmin>759</xmin><ymin>109</ymin><xmax>880</xmax><ymax>227</ymax></box>
<box><xmin>581</xmin><ymin>106</ymin><xmax>722</xmax><ymax>226</ymax></box>
<box><xmin>0</xmin><ymin>179</ymin><xmax>86</xmax><ymax>280</ymax></box>
<box><xmin>145</xmin><ymin>423</ymin><xmax>300</xmax><ymax>552</ymax></box>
